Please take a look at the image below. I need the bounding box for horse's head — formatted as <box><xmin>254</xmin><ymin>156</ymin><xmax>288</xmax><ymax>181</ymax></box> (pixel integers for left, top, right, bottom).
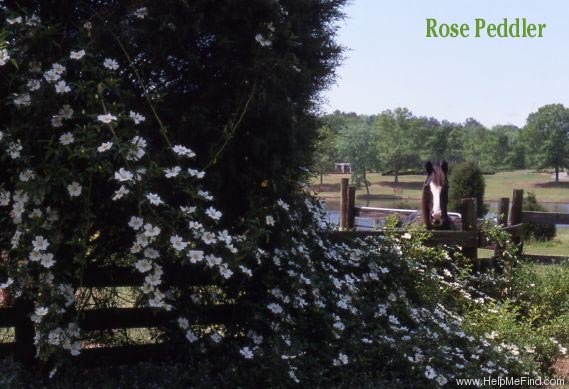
<box><xmin>422</xmin><ymin>161</ymin><xmax>450</xmax><ymax>229</ymax></box>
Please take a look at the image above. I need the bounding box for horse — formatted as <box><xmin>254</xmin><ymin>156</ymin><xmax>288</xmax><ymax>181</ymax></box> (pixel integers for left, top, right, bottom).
<box><xmin>421</xmin><ymin>161</ymin><xmax>451</xmax><ymax>230</ymax></box>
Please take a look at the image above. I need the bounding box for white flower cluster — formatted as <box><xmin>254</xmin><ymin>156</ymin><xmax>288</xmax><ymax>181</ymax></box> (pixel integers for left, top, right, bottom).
<box><xmin>123</xmin><ymin>143</ymin><xmax>242</xmax><ymax>312</ymax></box>
<box><xmin>255</xmin><ymin>33</ymin><xmax>272</xmax><ymax>47</ymax></box>
<box><xmin>13</xmin><ymin>93</ymin><xmax>31</xmax><ymax>107</ymax></box>
<box><xmin>69</xmin><ymin>49</ymin><xmax>85</xmax><ymax>60</ymax></box>
<box><xmin>0</xmin><ymin>47</ymin><xmax>10</xmax><ymax>66</ymax></box>
<box><xmin>103</xmin><ymin>58</ymin><xmax>119</xmax><ymax>71</ymax></box>
<box><xmin>40</xmin><ymin>321</ymin><xmax>81</xmax><ymax>356</ymax></box>
<box><xmin>126</xmin><ymin>136</ymin><xmax>147</xmax><ymax>161</ymax></box>
<box><xmin>52</xmin><ymin>104</ymin><xmax>74</xmax><ymax>128</ymax></box>
<box><xmin>133</xmin><ymin>7</ymin><xmax>148</xmax><ymax>20</ymax></box>
<box><xmin>44</xmin><ymin>62</ymin><xmax>66</xmax><ymax>83</ymax></box>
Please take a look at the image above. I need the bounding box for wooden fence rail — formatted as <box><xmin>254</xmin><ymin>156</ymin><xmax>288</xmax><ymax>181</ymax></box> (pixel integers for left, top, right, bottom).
<box><xmin>522</xmin><ymin>211</ymin><xmax>569</xmax><ymax>225</ymax></box>
<box><xmin>0</xmin><ymin>265</ymin><xmax>243</xmax><ymax>366</ymax></box>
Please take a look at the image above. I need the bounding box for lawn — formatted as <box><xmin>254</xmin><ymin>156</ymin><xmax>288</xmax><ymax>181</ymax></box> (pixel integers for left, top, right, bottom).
<box><xmin>311</xmin><ymin>170</ymin><xmax>569</xmax><ymax>203</ymax></box>
<box><xmin>478</xmin><ymin>229</ymin><xmax>569</xmax><ymax>259</ymax></box>
<box><xmin>523</xmin><ymin>228</ymin><xmax>569</xmax><ymax>257</ymax></box>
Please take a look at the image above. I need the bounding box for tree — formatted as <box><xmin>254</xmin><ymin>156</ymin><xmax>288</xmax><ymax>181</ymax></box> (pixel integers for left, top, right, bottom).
<box><xmin>490</xmin><ymin>125</ymin><xmax>523</xmax><ymax>170</ymax></box>
<box><xmin>312</xmin><ymin>124</ymin><xmax>338</xmax><ymax>184</ymax></box>
<box><xmin>420</xmin><ymin>118</ymin><xmax>448</xmax><ymax>162</ymax></box>
<box><xmin>337</xmin><ymin>122</ymin><xmax>380</xmax><ymax>194</ymax></box>
<box><xmin>508</xmin><ymin>142</ymin><xmax>526</xmax><ymax>170</ymax></box>
<box><xmin>446</xmin><ymin>124</ymin><xmax>466</xmax><ymax>164</ymax></box>
<box><xmin>479</xmin><ymin>131</ymin><xmax>510</xmax><ymax>170</ymax></box>
<box><xmin>375</xmin><ymin>108</ymin><xmax>421</xmax><ymax>184</ymax></box>
<box><xmin>462</xmin><ymin>119</ymin><xmax>488</xmax><ymax>166</ymax></box>
<box><xmin>525</xmin><ymin>104</ymin><xmax>569</xmax><ymax>182</ymax></box>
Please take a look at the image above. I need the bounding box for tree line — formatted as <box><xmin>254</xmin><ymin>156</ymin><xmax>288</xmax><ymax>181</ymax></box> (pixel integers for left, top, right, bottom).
<box><xmin>314</xmin><ymin>104</ymin><xmax>569</xmax><ymax>193</ymax></box>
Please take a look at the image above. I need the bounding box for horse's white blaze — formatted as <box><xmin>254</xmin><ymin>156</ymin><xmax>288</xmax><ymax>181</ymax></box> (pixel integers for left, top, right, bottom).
<box><xmin>429</xmin><ymin>181</ymin><xmax>442</xmax><ymax>216</ymax></box>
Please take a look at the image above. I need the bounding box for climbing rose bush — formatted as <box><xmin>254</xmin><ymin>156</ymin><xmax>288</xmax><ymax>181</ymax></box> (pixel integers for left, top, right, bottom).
<box><xmin>0</xmin><ymin>7</ymin><xmax>246</xmax><ymax>361</ymax></box>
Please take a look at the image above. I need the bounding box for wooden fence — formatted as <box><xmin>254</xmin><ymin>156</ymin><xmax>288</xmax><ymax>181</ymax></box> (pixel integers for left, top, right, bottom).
<box><xmin>336</xmin><ymin>180</ymin><xmax>569</xmax><ymax>264</ymax></box>
<box><xmin>0</xmin><ymin>265</ymin><xmax>242</xmax><ymax>366</ymax></box>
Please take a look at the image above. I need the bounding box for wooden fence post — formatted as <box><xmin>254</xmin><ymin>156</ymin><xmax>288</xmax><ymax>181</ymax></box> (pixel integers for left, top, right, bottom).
<box><xmin>340</xmin><ymin>178</ymin><xmax>349</xmax><ymax>230</ymax></box>
<box><xmin>497</xmin><ymin>197</ymin><xmax>510</xmax><ymax>227</ymax></box>
<box><xmin>347</xmin><ymin>186</ymin><xmax>356</xmax><ymax>229</ymax></box>
<box><xmin>494</xmin><ymin>197</ymin><xmax>510</xmax><ymax>258</ymax></box>
<box><xmin>460</xmin><ymin>198</ymin><xmax>478</xmax><ymax>267</ymax></box>
<box><xmin>14</xmin><ymin>298</ymin><xmax>35</xmax><ymax>364</ymax></box>
<box><xmin>510</xmin><ymin>189</ymin><xmax>524</xmax><ymax>255</ymax></box>
<box><xmin>494</xmin><ymin>197</ymin><xmax>510</xmax><ymax>273</ymax></box>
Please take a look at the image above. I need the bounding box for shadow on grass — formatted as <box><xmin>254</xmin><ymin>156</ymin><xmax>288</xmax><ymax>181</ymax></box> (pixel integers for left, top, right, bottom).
<box><xmin>533</xmin><ymin>182</ymin><xmax>569</xmax><ymax>189</ymax></box>
<box><xmin>356</xmin><ymin>194</ymin><xmax>405</xmax><ymax>200</ymax></box>
<box><xmin>373</xmin><ymin>181</ymin><xmax>424</xmax><ymax>190</ymax></box>
<box><xmin>310</xmin><ymin>183</ymin><xmax>341</xmax><ymax>192</ymax></box>
<box><xmin>311</xmin><ymin>180</ymin><xmax>424</xmax><ymax>193</ymax></box>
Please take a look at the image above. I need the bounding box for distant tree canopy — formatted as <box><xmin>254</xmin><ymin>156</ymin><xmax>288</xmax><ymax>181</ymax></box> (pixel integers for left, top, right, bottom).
<box><xmin>313</xmin><ymin>124</ymin><xmax>339</xmax><ymax>184</ymax></box>
<box><xmin>524</xmin><ymin>104</ymin><xmax>569</xmax><ymax>182</ymax></box>
<box><xmin>375</xmin><ymin>108</ymin><xmax>421</xmax><ymax>184</ymax></box>
<box><xmin>314</xmin><ymin>104</ymin><xmax>569</xmax><ymax>179</ymax></box>
<box><xmin>336</xmin><ymin>121</ymin><xmax>379</xmax><ymax>194</ymax></box>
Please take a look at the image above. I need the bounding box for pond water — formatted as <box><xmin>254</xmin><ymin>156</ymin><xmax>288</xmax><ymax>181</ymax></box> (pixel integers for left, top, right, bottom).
<box><xmin>321</xmin><ymin>198</ymin><xmax>569</xmax><ymax>229</ymax></box>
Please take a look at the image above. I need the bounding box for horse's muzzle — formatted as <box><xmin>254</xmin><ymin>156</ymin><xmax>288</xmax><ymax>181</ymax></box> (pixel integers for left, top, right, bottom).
<box><xmin>431</xmin><ymin>213</ymin><xmax>443</xmax><ymax>227</ymax></box>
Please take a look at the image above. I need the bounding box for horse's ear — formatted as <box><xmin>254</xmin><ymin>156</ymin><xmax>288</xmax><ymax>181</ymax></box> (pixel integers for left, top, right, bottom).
<box><xmin>425</xmin><ymin>161</ymin><xmax>433</xmax><ymax>174</ymax></box>
<box><xmin>441</xmin><ymin>161</ymin><xmax>448</xmax><ymax>174</ymax></box>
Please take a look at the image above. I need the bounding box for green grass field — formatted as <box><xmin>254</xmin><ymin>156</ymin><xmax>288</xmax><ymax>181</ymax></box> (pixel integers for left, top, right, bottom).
<box><xmin>478</xmin><ymin>229</ymin><xmax>569</xmax><ymax>259</ymax></box>
<box><xmin>311</xmin><ymin>170</ymin><xmax>569</xmax><ymax>203</ymax></box>
<box><xmin>524</xmin><ymin>228</ymin><xmax>569</xmax><ymax>257</ymax></box>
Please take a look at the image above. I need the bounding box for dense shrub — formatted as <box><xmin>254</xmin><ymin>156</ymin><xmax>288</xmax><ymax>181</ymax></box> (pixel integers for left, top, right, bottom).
<box><xmin>463</xmin><ymin>225</ymin><xmax>569</xmax><ymax>377</ymax></box>
<box><xmin>0</xmin><ymin>0</ymin><xmax>346</xmax><ymax>223</ymax></box>
<box><xmin>522</xmin><ymin>192</ymin><xmax>556</xmax><ymax>241</ymax></box>
<box><xmin>477</xmin><ymin>261</ymin><xmax>569</xmax><ymax>372</ymax></box>
<box><xmin>448</xmin><ymin>161</ymin><xmax>487</xmax><ymax>217</ymax></box>
<box><xmin>510</xmin><ymin>262</ymin><xmax>569</xmax><ymax>335</ymax></box>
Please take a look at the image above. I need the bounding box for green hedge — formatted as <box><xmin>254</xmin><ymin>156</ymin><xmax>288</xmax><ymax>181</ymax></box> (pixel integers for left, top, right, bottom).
<box><xmin>522</xmin><ymin>192</ymin><xmax>556</xmax><ymax>241</ymax></box>
<box><xmin>448</xmin><ymin>161</ymin><xmax>487</xmax><ymax>217</ymax></box>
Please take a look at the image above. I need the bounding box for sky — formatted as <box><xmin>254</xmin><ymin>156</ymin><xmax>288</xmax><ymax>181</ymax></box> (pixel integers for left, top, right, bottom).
<box><xmin>323</xmin><ymin>0</ymin><xmax>569</xmax><ymax>128</ymax></box>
